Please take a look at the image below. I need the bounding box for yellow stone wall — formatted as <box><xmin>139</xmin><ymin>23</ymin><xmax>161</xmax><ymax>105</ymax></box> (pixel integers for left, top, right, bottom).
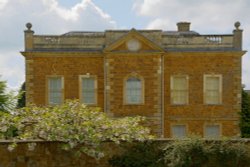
<box><xmin>164</xmin><ymin>52</ymin><xmax>242</xmax><ymax>137</ymax></box>
<box><xmin>22</xmin><ymin>25</ymin><xmax>244</xmax><ymax>138</ymax></box>
<box><xmin>24</xmin><ymin>50</ymin><xmax>242</xmax><ymax>138</ymax></box>
<box><xmin>105</xmin><ymin>53</ymin><xmax>163</xmax><ymax>135</ymax></box>
<box><xmin>24</xmin><ymin>53</ymin><xmax>104</xmax><ymax>110</ymax></box>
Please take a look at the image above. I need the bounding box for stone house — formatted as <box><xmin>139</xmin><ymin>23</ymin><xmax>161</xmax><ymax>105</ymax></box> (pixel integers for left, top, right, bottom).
<box><xmin>21</xmin><ymin>22</ymin><xmax>246</xmax><ymax>138</ymax></box>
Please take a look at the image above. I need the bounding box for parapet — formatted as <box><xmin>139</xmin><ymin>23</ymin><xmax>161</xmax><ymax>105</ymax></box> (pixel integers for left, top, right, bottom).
<box><xmin>23</xmin><ymin>22</ymin><xmax>243</xmax><ymax>52</ymax></box>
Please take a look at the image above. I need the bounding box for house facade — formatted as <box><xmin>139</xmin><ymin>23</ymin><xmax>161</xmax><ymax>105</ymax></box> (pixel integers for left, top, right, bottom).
<box><xmin>22</xmin><ymin>22</ymin><xmax>246</xmax><ymax>138</ymax></box>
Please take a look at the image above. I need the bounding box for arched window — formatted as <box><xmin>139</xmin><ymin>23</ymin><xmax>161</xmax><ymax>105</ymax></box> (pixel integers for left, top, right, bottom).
<box><xmin>125</xmin><ymin>77</ymin><xmax>144</xmax><ymax>104</ymax></box>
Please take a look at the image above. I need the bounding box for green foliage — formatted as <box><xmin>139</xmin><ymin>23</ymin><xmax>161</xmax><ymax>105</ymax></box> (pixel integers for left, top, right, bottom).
<box><xmin>0</xmin><ymin>100</ymin><xmax>153</xmax><ymax>158</ymax></box>
<box><xmin>110</xmin><ymin>138</ymin><xmax>250</xmax><ymax>167</ymax></box>
<box><xmin>0</xmin><ymin>78</ymin><xmax>15</xmax><ymax>112</ymax></box>
<box><xmin>163</xmin><ymin>138</ymin><xmax>250</xmax><ymax>167</ymax></box>
<box><xmin>164</xmin><ymin>138</ymin><xmax>208</xmax><ymax>167</ymax></box>
<box><xmin>208</xmin><ymin>140</ymin><xmax>250</xmax><ymax>167</ymax></box>
<box><xmin>109</xmin><ymin>142</ymin><xmax>165</xmax><ymax>167</ymax></box>
<box><xmin>240</xmin><ymin>89</ymin><xmax>250</xmax><ymax>137</ymax></box>
<box><xmin>16</xmin><ymin>82</ymin><xmax>25</xmax><ymax>108</ymax></box>
<box><xmin>3</xmin><ymin>125</ymin><xmax>18</xmax><ymax>138</ymax></box>
<box><xmin>0</xmin><ymin>79</ymin><xmax>9</xmax><ymax>112</ymax></box>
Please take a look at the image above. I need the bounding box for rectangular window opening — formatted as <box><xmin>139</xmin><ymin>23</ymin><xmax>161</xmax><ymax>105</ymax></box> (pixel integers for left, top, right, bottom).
<box><xmin>204</xmin><ymin>75</ymin><xmax>222</xmax><ymax>105</ymax></box>
<box><xmin>204</xmin><ymin>125</ymin><xmax>220</xmax><ymax>138</ymax></box>
<box><xmin>171</xmin><ymin>75</ymin><xmax>189</xmax><ymax>105</ymax></box>
<box><xmin>125</xmin><ymin>77</ymin><xmax>143</xmax><ymax>104</ymax></box>
<box><xmin>171</xmin><ymin>125</ymin><xmax>187</xmax><ymax>139</ymax></box>
<box><xmin>48</xmin><ymin>76</ymin><xmax>63</xmax><ymax>105</ymax></box>
<box><xmin>80</xmin><ymin>76</ymin><xmax>97</xmax><ymax>105</ymax></box>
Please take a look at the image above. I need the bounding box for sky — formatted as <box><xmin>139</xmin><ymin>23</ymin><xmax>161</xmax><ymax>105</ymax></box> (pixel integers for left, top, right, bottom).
<box><xmin>0</xmin><ymin>0</ymin><xmax>249</xmax><ymax>90</ymax></box>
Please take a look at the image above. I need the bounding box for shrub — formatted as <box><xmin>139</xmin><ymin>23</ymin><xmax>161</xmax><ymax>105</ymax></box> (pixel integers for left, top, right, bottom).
<box><xmin>207</xmin><ymin>140</ymin><xmax>250</xmax><ymax>167</ymax></box>
<box><xmin>109</xmin><ymin>138</ymin><xmax>250</xmax><ymax>167</ymax></box>
<box><xmin>163</xmin><ymin>138</ymin><xmax>250</xmax><ymax>167</ymax></box>
<box><xmin>163</xmin><ymin>138</ymin><xmax>208</xmax><ymax>167</ymax></box>
<box><xmin>0</xmin><ymin>100</ymin><xmax>153</xmax><ymax>158</ymax></box>
<box><xmin>109</xmin><ymin>141</ymin><xmax>165</xmax><ymax>167</ymax></box>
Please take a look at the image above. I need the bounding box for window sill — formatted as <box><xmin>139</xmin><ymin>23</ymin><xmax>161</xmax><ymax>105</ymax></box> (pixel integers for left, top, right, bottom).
<box><xmin>204</xmin><ymin>104</ymin><xmax>223</xmax><ymax>106</ymax></box>
<box><xmin>170</xmin><ymin>104</ymin><xmax>189</xmax><ymax>106</ymax></box>
<box><xmin>123</xmin><ymin>103</ymin><xmax>145</xmax><ymax>106</ymax></box>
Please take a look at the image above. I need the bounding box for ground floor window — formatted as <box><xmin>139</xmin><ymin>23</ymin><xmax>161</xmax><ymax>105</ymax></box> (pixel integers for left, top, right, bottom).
<box><xmin>171</xmin><ymin>124</ymin><xmax>187</xmax><ymax>138</ymax></box>
<box><xmin>204</xmin><ymin>124</ymin><xmax>221</xmax><ymax>138</ymax></box>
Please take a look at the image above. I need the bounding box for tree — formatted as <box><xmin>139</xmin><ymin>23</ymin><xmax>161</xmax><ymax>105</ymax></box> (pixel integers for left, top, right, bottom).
<box><xmin>16</xmin><ymin>82</ymin><xmax>25</xmax><ymax>108</ymax></box>
<box><xmin>0</xmin><ymin>100</ymin><xmax>153</xmax><ymax>158</ymax></box>
<box><xmin>0</xmin><ymin>77</ymin><xmax>15</xmax><ymax>112</ymax></box>
<box><xmin>240</xmin><ymin>89</ymin><xmax>250</xmax><ymax>137</ymax></box>
<box><xmin>0</xmin><ymin>79</ymin><xmax>8</xmax><ymax>111</ymax></box>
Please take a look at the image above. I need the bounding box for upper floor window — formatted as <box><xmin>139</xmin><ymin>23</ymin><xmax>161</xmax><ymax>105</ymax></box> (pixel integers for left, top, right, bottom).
<box><xmin>48</xmin><ymin>76</ymin><xmax>64</xmax><ymax>105</ymax></box>
<box><xmin>124</xmin><ymin>76</ymin><xmax>144</xmax><ymax>104</ymax></box>
<box><xmin>171</xmin><ymin>75</ymin><xmax>189</xmax><ymax>105</ymax></box>
<box><xmin>80</xmin><ymin>75</ymin><xmax>97</xmax><ymax>105</ymax></box>
<box><xmin>204</xmin><ymin>75</ymin><xmax>222</xmax><ymax>105</ymax></box>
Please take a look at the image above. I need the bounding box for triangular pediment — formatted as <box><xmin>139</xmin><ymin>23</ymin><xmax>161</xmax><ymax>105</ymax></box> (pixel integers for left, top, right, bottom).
<box><xmin>104</xmin><ymin>29</ymin><xmax>164</xmax><ymax>53</ymax></box>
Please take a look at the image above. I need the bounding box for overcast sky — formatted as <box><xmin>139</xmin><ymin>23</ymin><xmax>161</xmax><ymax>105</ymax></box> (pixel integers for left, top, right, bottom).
<box><xmin>0</xmin><ymin>0</ymin><xmax>249</xmax><ymax>90</ymax></box>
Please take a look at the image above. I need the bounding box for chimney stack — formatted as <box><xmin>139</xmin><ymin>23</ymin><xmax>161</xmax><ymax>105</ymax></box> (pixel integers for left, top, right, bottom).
<box><xmin>177</xmin><ymin>22</ymin><xmax>190</xmax><ymax>32</ymax></box>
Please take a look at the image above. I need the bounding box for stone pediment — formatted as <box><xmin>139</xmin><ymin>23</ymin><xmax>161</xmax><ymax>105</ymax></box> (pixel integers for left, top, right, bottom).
<box><xmin>104</xmin><ymin>29</ymin><xmax>164</xmax><ymax>53</ymax></box>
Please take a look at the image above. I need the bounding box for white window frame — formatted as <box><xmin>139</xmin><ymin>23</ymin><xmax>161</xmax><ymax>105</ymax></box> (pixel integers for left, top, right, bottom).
<box><xmin>204</xmin><ymin>124</ymin><xmax>221</xmax><ymax>139</ymax></box>
<box><xmin>204</xmin><ymin>74</ymin><xmax>222</xmax><ymax>105</ymax></box>
<box><xmin>124</xmin><ymin>75</ymin><xmax>144</xmax><ymax>105</ymax></box>
<box><xmin>79</xmin><ymin>75</ymin><xmax>97</xmax><ymax>105</ymax></box>
<box><xmin>171</xmin><ymin>124</ymin><xmax>187</xmax><ymax>139</ymax></box>
<box><xmin>47</xmin><ymin>76</ymin><xmax>64</xmax><ymax>105</ymax></box>
<box><xmin>170</xmin><ymin>75</ymin><xmax>189</xmax><ymax>105</ymax></box>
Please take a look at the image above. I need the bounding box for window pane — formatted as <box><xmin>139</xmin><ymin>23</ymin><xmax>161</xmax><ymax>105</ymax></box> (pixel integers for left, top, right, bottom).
<box><xmin>81</xmin><ymin>77</ymin><xmax>96</xmax><ymax>104</ymax></box>
<box><xmin>206</xmin><ymin>91</ymin><xmax>219</xmax><ymax>104</ymax></box>
<box><xmin>172</xmin><ymin>125</ymin><xmax>186</xmax><ymax>138</ymax></box>
<box><xmin>205</xmin><ymin>76</ymin><xmax>221</xmax><ymax>104</ymax></box>
<box><xmin>126</xmin><ymin>77</ymin><xmax>142</xmax><ymax>104</ymax></box>
<box><xmin>48</xmin><ymin>77</ymin><xmax>62</xmax><ymax>105</ymax></box>
<box><xmin>171</xmin><ymin>76</ymin><xmax>188</xmax><ymax>104</ymax></box>
<box><xmin>206</xmin><ymin>77</ymin><xmax>219</xmax><ymax>90</ymax></box>
<box><xmin>173</xmin><ymin>77</ymin><xmax>187</xmax><ymax>90</ymax></box>
<box><xmin>205</xmin><ymin>125</ymin><xmax>220</xmax><ymax>138</ymax></box>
